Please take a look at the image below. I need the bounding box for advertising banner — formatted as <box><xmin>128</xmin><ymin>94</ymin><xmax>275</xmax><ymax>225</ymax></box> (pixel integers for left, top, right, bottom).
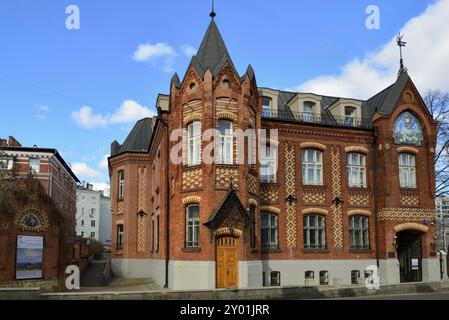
<box><xmin>16</xmin><ymin>235</ymin><xmax>44</xmax><ymax>280</ymax></box>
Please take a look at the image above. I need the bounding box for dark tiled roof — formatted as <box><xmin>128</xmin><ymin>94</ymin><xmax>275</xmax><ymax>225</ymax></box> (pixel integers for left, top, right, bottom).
<box><xmin>110</xmin><ymin>117</ymin><xmax>156</xmax><ymax>156</ymax></box>
<box><xmin>195</xmin><ymin>19</ymin><xmax>236</xmax><ymax>77</ymax></box>
<box><xmin>377</xmin><ymin>71</ymin><xmax>410</xmax><ymax>115</ymax></box>
<box><xmin>180</xmin><ymin>18</ymin><xmax>247</xmax><ymax>82</ymax></box>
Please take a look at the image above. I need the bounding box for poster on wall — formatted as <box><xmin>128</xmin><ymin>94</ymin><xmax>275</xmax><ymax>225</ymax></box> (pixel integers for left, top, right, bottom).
<box><xmin>16</xmin><ymin>235</ymin><xmax>44</xmax><ymax>280</ymax></box>
<box><xmin>411</xmin><ymin>258</ymin><xmax>420</xmax><ymax>271</ymax></box>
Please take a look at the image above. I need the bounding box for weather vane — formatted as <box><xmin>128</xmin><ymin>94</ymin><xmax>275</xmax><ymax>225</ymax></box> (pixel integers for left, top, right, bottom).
<box><xmin>210</xmin><ymin>0</ymin><xmax>216</xmax><ymax>18</ymax></box>
<box><xmin>397</xmin><ymin>32</ymin><xmax>408</xmax><ymax>75</ymax></box>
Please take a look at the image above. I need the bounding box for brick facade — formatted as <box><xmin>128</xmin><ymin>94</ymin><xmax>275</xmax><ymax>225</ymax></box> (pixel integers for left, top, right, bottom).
<box><xmin>109</xmin><ymin>18</ymin><xmax>439</xmax><ymax>289</ymax></box>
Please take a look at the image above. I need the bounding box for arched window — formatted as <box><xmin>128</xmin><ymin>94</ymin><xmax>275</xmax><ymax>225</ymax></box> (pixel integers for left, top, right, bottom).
<box><xmin>399</xmin><ymin>153</ymin><xmax>417</xmax><ymax>188</ymax></box>
<box><xmin>347</xmin><ymin>153</ymin><xmax>367</xmax><ymax>188</ymax></box>
<box><xmin>261</xmin><ymin>212</ymin><xmax>278</xmax><ymax>250</ymax></box>
<box><xmin>185</xmin><ymin>205</ymin><xmax>200</xmax><ymax>248</ymax></box>
<box><xmin>302</xmin><ymin>149</ymin><xmax>323</xmax><ymax>186</ymax></box>
<box><xmin>349</xmin><ymin>216</ymin><xmax>370</xmax><ymax>250</ymax></box>
<box><xmin>217</xmin><ymin>120</ymin><xmax>233</xmax><ymax>164</ymax></box>
<box><xmin>304</xmin><ymin>215</ymin><xmax>326</xmax><ymax>250</ymax></box>
<box><xmin>187</xmin><ymin>121</ymin><xmax>201</xmax><ymax>166</ymax></box>
<box><xmin>303</xmin><ymin>102</ymin><xmax>315</xmax><ymax>123</ymax></box>
<box><xmin>260</xmin><ymin>143</ymin><xmax>278</xmax><ymax>183</ymax></box>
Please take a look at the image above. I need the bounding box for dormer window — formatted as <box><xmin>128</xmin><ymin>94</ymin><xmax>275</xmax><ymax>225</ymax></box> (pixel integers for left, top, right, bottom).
<box><xmin>345</xmin><ymin>106</ymin><xmax>356</xmax><ymax>126</ymax></box>
<box><xmin>262</xmin><ymin>97</ymin><xmax>272</xmax><ymax>117</ymax></box>
<box><xmin>303</xmin><ymin>102</ymin><xmax>315</xmax><ymax>123</ymax></box>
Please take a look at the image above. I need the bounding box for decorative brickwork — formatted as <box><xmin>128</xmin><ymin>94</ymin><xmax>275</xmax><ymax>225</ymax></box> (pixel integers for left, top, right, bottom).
<box><xmin>348</xmin><ymin>190</ymin><xmax>370</xmax><ymax>207</ymax></box>
<box><xmin>378</xmin><ymin>208</ymin><xmax>435</xmax><ymax>222</ymax></box>
<box><xmin>247</xmin><ymin>173</ymin><xmax>257</xmax><ymax>194</ymax></box>
<box><xmin>15</xmin><ymin>207</ymin><xmax>49</xmax><ymax>232</ymax></box>
<box><xmin>183</xmin><ymin>100</ymin><xmax>202</xmax><ymax>126</ymax></box>
<box><xmin>331</xmin><ymin>146</ymin><xmax>343</xmax><ymax>248</ymax></box>
<box><xmin>284</xmin><ymin>142</ymin><xmax>297</xmax><ymax>248</ymax></box>
<box><xmin>182</xmin><ymin>167</ymin><xmax>203</xmax><ymax>191</ymax></box>
<box><xmin>117</xmin><ymin>201</ymin><xmax>124</xmax><ymax>215</ymax></box>
<box><xmin>401</xmin><ymin>190</ymin><xmax>420</xmax><ymax>207</ymax></box>
<box><xmin>261</xmin><ymin>184</ymin><xmax>279</xmax><ymax>203</ymax></box>
<box><xmin>137</xmin><ymin>167</ymin><xmax>148</xmax><ymax>253</ymax></box>
<box><xmin>215</xmin><ymin>166</ymin><xmax>239</xmax><ymax>188</ymax></box>
<box><xmin>303</xmin><ymin>187</ymin><xmax>326</xmax><ymax>204</ymax></box>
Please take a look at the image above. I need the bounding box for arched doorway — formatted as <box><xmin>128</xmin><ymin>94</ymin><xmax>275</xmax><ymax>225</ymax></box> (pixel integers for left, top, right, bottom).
<box><xmin>216</xmin><ymin>236</ymin><xmax>238</xmax><ymax>289</ymax></box>
<box><xmin>397</xmin><ymin>230</ymin><xmax>423</xmax><ymax>283</ymax></box>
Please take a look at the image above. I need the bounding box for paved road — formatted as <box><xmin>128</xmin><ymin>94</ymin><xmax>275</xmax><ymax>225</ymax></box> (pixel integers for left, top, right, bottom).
<box><xmin>327</xmin><ymin>291</ymin><xmax>449</xmax><ymax>300</ymax></box>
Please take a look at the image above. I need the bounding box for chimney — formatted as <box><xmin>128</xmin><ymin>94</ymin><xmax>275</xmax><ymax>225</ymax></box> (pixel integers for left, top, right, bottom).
<box><xmin>8</xmin><ymin>136</ymin><xmax>21</xmax><ymax>147</ymax></box>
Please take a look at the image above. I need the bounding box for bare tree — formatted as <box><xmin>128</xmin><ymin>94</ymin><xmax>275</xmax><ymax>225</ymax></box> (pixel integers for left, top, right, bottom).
<box><xmin>424</xmin><ymin>90</ymin><xmax>449</xmax><ymax>197</ymax></box>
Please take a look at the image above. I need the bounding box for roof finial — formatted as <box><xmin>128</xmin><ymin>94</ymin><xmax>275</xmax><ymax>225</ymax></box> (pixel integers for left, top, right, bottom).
<box><xmin>397</xmin><ymin>32</ymin><xmax>408</xmax><ymax>76</ymax></box>
<box><xmin>210</xmin><ymin>0</ymin><xmax>216</xmax><ymax>18</ymax></box>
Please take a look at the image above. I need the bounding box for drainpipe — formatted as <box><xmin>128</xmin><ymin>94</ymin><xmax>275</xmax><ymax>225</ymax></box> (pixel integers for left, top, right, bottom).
<box><xmin>373</xmin><ymin>127</ymin><xmax>380</xmax><ymax>268</ymax></box>
<box><xmin>159</xmin><ymin>116</ymin><xmax>170</xmax><ymax>289</ymax></box>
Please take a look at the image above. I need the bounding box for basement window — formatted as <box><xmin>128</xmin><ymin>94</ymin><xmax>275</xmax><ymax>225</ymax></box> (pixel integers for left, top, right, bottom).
<box><xmin>270</xmin><ymin>271</ymin><xmax>281</xmax><ymax>286</ymax></box>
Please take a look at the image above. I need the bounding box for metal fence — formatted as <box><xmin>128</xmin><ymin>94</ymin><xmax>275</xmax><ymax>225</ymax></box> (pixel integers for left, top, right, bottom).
<box><xmin>262</xmin><ymin>110</ymin><xmax>373</xmax><ymax>130</ymax></box>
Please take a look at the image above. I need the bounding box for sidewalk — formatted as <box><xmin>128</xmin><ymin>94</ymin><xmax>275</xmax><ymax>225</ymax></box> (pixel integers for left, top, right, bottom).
<box><xmin>39</xmin><ymin>280</ymin><xmax>449</xmax><ymax>300</ymax></box>
<box><xmin>78</xmin><ymin>277</ymin><xmax>161</xmax><ymax>293</ymax></box>
<box><xmin>2</xmin><ymin>280</ymin><xmax>449</xmax><ymax>300</ymax></box>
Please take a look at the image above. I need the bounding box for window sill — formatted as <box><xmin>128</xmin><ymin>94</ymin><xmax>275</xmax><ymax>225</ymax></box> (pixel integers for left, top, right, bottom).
<box><xmin>350</xmin><ymin>249</ymin><xmax>372</xmax><ymax>254</ymax></box>
<box><xmin>400</xmin><ymin>187</ymin><xmax>418</xmax><ymax>191</ymax></box>
<box><xmin>183</xmin><ymin>164</ymin><xmax>202</xmax><ymax>170</ymax></box>
<box><xmin>304</xmin><ymin>249</ymin><xmax>329</xmax><ymax>254</ymax></box>
<box><xmin>348</xmin><ymin>187</ymin><xmax>368</xmax><ymax>191</ymax></box>
<box><xmin>303</xmin><ymin>184</ymin><xmax>326</xmax><ymax>189</ymax></box>
<box><xmin>261</xmin><ymin>248</ymin><xmax>281</xmax><ymax>254</ymax></box>
<box><xmin>261</xmin><ymin>182</ymin><xmax>280</xmax><ymax>187</ymax></box>
<box><xmin>117</xmin><ymin>198</ymin><xmax>124</xmax><ymax>202</ymax></box>
<box><xmin>183</xmin><ymin>247</ymin><xmax>201</xmax><ymax>253</ymax></box>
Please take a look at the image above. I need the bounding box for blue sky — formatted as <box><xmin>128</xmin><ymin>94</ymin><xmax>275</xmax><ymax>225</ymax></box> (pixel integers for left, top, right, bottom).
<box><xmin>0</xmin><ymin>0</ymin><xmax>445</xmax><ymax>192</ymax></box>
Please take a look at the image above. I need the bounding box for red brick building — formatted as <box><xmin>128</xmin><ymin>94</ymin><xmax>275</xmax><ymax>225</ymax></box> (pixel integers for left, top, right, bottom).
<box><xmin>0</xmin><ymin>136</ymin><xmax>79</xmax><ymax>286</ymax></box>
<box><xmin>109</xmin><ymin>15</ymin><xmax>439</xmax><ymax>289</ymax></box>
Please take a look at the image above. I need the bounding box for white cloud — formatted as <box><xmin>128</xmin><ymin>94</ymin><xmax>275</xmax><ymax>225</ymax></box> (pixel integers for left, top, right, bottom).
<box><xmin>71</xmin><ymin>162</ymin><xmax>102</xmax><ymax>178</ymax></box>
<box><xmin>290</xmin><ymin>0</ymin><xmax>449</xmax><ymax>99</ymax></box>
<box><xmin>99</xmin><ymin>154</ymin><xmax>110</xmax><ymax>170</ymax></box>
<box><xmin>39</xmin><ymin>105</ymin><xmax>50</xmax><ymax>112</ymax></box>
<box><xmin>72</xmin><ymin>100</ymin><xmax>155</xmax><ymax>129</ymax></box>
<box><xmin>133</xmin><ymin>42</ymin><xmax>176</xmax><ymax>62</ymax></box>
<box><xmin>34</xmin><ymin>105</ymin><xmax>50</xmax><ymax>120</ymax></box>
<box><xmin>109</xmin><ymin>100</ymin><xmax>156</xmax><ymax>124</ymax></box>
<box><xmin>181</xmin><ymin>45</ymin><xmax>197</xmax><ymax>57</ymax></box>
<box><xmin>71</xmin><ymin>106</ymin><xmax>108</xmax><ymax>129</ymax></box>
<box><xmin>91</xmin><ymin>182</ymin><xmax>111</xmax><ymax>197</ymax></box>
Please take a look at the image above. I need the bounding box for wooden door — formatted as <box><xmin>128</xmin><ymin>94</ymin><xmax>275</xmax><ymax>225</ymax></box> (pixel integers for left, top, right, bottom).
<box><xmin>216</xmin><ymin>237</ymin><xmax>238</xmax><ymax>288</ymax></box>
<box><xmin>397</xmin><ymin>231</ymin><xmax>423</xmax><ymax>283</ymax></box>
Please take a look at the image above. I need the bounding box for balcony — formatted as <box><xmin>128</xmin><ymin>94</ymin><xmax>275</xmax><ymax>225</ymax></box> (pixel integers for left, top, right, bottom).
<box><xmin>262</xmin><ymin>110</ymin><xmax>373</xmax><ymax>130</ymax></box>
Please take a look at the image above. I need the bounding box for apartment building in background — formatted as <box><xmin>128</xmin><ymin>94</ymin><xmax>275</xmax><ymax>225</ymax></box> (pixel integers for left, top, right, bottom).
<box><xmin>76</xmin><ymin>183</ymin><xmax>112</xmax><ymax>245</ymax></box>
